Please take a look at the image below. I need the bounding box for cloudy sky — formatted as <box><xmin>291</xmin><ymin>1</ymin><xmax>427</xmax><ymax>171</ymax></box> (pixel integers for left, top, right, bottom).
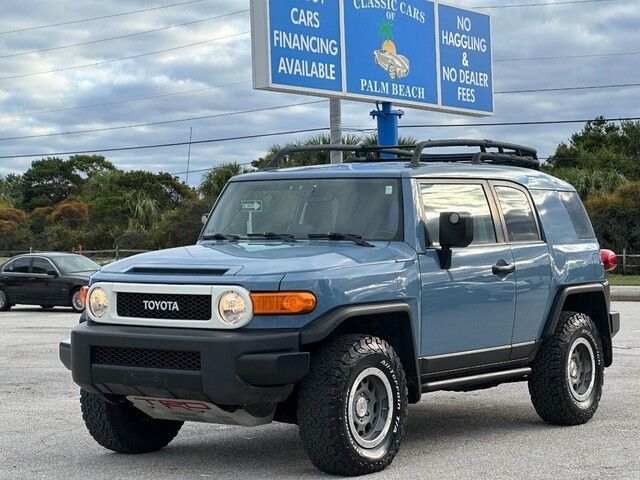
<box><xmin>0</xmin><ymin>0</ymin><xmax>638</xmax><ymax>186</ymax></box>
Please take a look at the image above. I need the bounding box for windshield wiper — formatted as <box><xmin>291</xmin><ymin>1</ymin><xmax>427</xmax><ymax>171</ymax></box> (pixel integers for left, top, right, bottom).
<box><xmin>201</xmin><ymin>233</ymin><xmax>240</xmax><ymax>242</ymax></box>
<box><xmin>308</xmin><ymin>233</ymin><xmax>374</xmax><ymax>247</ymax></box>
<box><xmin>247</xmin><ymin>232</ymin><xmax>297</xmax><ymax>242</ymax></box>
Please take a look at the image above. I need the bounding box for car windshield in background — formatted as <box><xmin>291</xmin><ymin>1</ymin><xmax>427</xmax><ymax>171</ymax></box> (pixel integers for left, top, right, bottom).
<box><xmin>53</xmin><ymin>256</ymin><xmax>100</xmax><ymax>274</ymax></box>
<box><xmin>203</xmin><ymin>178</ymin><xmax>403</xmax><ymax>241</ymax></box>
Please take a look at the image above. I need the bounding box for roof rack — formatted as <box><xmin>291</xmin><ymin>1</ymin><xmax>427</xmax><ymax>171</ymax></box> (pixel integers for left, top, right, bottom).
<box><xmin>264</xmin><ymin>139</ymin><xmax>539</xmax><ymax>171</ymax></box>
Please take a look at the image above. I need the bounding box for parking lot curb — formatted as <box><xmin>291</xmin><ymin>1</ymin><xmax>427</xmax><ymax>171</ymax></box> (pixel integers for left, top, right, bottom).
<box><xmin>611</xmin><ymin>286</ymin><xmax>640</xmax><ymax>302</ymax></box>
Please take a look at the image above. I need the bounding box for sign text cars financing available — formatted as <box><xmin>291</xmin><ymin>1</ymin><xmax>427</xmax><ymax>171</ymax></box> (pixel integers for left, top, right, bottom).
<box><xmin>251</xmin><ymin>0</ymin><xmax>494</xmax><ymax>116</ymax></box>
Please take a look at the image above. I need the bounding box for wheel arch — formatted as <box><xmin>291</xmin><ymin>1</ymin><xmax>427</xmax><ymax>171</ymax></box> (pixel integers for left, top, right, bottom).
<box><xmin>544</xmin><ymin>283</ymin><xmax>613</xmax><ymax>367</ymax></box>
<box><xmin>300</xmin><ymin>302</ymin><xmax>421</xmax><ymax>403</ymax></box>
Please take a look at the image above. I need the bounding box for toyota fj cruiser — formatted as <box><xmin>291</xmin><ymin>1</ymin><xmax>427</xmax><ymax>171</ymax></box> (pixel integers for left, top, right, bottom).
<box><xmin>60</xmin><ymin>140</ymin><xmax>620</xmax><ymax>476</ymax></box>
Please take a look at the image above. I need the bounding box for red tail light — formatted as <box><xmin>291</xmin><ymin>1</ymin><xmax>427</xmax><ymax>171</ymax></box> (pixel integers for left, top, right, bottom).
<box><xmin>600</xmin><ymin>249</ymin><xmax>618</xmax><ymax>272</ymax></box>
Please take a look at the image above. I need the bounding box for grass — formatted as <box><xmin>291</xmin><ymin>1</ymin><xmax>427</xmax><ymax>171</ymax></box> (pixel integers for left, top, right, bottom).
<box><xmin>607</xmin><ymin>274</ymin><xmax>640</xmax><ymax>286</ymax></box>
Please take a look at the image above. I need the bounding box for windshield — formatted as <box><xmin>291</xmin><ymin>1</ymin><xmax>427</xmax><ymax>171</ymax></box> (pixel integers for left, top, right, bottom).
<box><xmin>203</xmin><ymin>178</ymin><xmax>402</xmax><ymax>241</ymax></box>
<box><xmin>53</xmin><ymin>255</ymin><xmax>100</xmax><ymax>273</ymax></box>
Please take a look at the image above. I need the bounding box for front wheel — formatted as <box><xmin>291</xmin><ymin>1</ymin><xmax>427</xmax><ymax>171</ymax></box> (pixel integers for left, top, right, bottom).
<box><xmin>0</xmin><ymin>288</ymin><xmax>11</xmax><ymax>311</ymax></box>
<box><xmin>528</xmin><ymin>312</ymin><xmax>604</xmax><ymax>425</ymax></box>
<box><xmin>70</xmin><ymin>288</ymin><xmax>84</xmax><ymax>313</ymax></box>
<box><xmin>297</xmin><ymin>334</ymin><xmax>408</xmax><ymax>476</ymax></box>
<box><xmin>80</xmin><ymin>390</ymin><xmax>183</xmax><ymax>453</ymax></box>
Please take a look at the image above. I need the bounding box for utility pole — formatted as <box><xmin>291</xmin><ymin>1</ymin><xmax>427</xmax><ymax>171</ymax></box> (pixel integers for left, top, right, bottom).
<box><xmin>186</xmin><ymin>126</ymin><xmax>193</xmax><ymax>184</ymax></box>
<box><xmin>370</xmin><ymin>102</ymin><xmax>404</xmax><ymax>158</ymax></box>
<box><xmin>329</xmin><ymin>98</ymin><xmax>342</xmax><ymax>163</ymax></box>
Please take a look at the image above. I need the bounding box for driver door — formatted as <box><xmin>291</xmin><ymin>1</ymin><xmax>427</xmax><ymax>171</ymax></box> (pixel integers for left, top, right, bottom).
<box><xmin>417</xmin><ymin>180</ymin><xmax>517</xmax><ymax>374</ymax></box>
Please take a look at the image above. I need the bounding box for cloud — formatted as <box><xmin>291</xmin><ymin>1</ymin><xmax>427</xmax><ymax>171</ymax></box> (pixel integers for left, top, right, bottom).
<box><xmin>0</xmin><ymin>0</ymin><xmax>638</xmax><ymax>184</ymax></box>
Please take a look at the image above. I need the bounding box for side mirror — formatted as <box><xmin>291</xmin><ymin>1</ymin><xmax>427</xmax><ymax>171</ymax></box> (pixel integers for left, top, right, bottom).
<box><xmin>201</xmin><ymin>214</ymin><xmax>209</xmax><ymax>225</ymax></box>
<box><xmin>437</xmin><ymin>212</ymin><xmax>474</xmax><ymax>269</ymax></box>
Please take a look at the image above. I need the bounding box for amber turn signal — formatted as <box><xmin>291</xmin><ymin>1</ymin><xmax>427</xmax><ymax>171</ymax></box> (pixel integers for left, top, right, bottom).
<box><xmin>251</xmin><ymin>292</ymin><xmax>316</xmax><ymax>315</ymax></box>
<box><xmin>79</xmin><ymin>286</ymin><xmax>89</xmax><ymax>309</ymax></box>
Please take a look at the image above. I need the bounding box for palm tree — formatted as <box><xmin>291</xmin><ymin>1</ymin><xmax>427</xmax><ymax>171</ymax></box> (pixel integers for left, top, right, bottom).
<box><xmin>126</xmin><ymin>191</ymin><xmax>159</xmax><ymax>231</ymax></box>
<box><xmin>378</xmin><ymin>20</ymin><xmax>396</xmax><ymax>53</ymax></box>
<box><xmin>253</xmin><ymin>134</ymin><xmax>419</xmax><ymax>169</ymax></box>
<box><xmin>199</xmin><ymin>163</ymin><xmax>249</xmax><ymax>201</ymax></box>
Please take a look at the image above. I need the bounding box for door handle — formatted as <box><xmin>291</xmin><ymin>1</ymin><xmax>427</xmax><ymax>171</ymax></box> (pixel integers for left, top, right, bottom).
<box><xmin>492</xmin><ymin>261</ymin><xmax>515</xmax><ymax>275</ymax></box>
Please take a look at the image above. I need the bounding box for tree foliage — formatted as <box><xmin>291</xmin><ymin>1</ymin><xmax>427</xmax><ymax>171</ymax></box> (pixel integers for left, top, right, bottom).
<box><xmin>586</xmin><ymin>181</ymin><xmax>640</xmax><ymax>252</ymax></box>
<box><xmin>547</xmin><ymin>117</ymin><xmax>640</xmax><ymax>179</ymax></box>
<box><xmin>251</xmin><ymin>133</ymin><xmax>417</xmax><ymax>169</ymax></box>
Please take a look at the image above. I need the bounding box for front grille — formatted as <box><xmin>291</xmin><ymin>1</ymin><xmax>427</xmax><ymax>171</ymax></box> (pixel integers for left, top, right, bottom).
<box><xmin>92</xmin><ymin>346</ymin><xmax>201</xmax><ymax>371</ymax></box>
<box><xmin>116</xmin><ymin>292</ymin><xmax>211</xmax><ymax>320</ymax></box>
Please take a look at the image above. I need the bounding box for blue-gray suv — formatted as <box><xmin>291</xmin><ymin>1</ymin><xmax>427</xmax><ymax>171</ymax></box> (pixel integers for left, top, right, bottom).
<box><xmin>60</xmin><ymin>140</ymin><xmax>620</xmax><ymax>476</ymax></box>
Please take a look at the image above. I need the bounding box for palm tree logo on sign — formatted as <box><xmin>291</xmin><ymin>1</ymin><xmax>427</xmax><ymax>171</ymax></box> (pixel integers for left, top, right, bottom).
<box><xmin>373</xmin><ymin>20</ymin><xmax>410</xmax><ymax>80</ymax></box>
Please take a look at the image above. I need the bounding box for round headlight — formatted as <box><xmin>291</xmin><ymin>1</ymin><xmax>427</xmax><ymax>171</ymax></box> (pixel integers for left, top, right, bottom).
<box><xmin>89</xmin><ymin>287</ymin><xmax>108</xmax><ymax>318</ymax></box>
<box><xmin>218</xmin><ymin>291</ymin><xmax>248</xmax><ymax>325</ymax></box>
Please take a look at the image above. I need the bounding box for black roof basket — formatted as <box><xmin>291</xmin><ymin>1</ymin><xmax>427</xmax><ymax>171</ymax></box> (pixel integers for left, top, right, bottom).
<box><xmin>264</xmin><ymin>139</ymin><xmax>540</xmax><ymax>171</ymax></box>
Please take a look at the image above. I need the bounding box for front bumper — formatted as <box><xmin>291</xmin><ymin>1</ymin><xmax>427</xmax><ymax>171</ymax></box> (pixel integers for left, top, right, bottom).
<box><xmin>59</xmin><ymin>322</ymin><xmax>309</xmax><ymax>406</ymax></box>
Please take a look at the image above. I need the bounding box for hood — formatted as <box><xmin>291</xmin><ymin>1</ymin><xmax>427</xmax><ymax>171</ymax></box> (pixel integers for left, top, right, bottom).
<box><xmin>65</xmin><ymin>270</ymin><xmax>99</xmax><ymax>281</ymax></box>
<box><xmin>100</xmin><ymin>241</ymin><xmax>413</xmax><ymax>277</ymax></box>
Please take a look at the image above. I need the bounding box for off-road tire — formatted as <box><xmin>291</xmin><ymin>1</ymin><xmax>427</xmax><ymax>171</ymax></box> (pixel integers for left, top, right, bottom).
<box><xmin>529</xmin><ymin>311</ymin><xmax>604</xmax><ymax>425</ymax></box>
<box><xmin>297</xmin><ymin>334</ymin><xmax>408</xmax><ymax>476</ymax></box>
<box><xmin>80</xmin><ymin>390</ymin><xmax>183</xmax><ymax>453</ymax></box>
<box><xmin>0</xmin><ymin>288</ymin><xmax>11</xmax><ymax>311</ymax></box>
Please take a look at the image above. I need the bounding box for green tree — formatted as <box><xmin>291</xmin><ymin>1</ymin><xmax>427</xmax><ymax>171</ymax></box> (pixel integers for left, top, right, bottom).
<box><xmin>21</xmin><ymin>157</ymin><xmax>82</xmax><ymax>210</ymax></box>
<box><xmin>547</xmin><ymin>117</ymin><xmax>640</xmax><ymax>179</ymax></box>
<box><xmin>69</xmin><ymin>155</ymin><xmax>116</xmax><ymax>177</ymax></box>
<box><xmin>126</xmin><ymin>191</ymin><xmax>159</xmax><ymax>231</ymax></box>
<box><xmin>0</xmin><ymin>174</ymin><xmax>23</xmax><ymax>207</ymax></box>
<box><xmin>199</xmin><ymin>163</ymin><xmax>250</xmax><ymax>201</ymax></box>
<box><xmin>151</xmin><ymin>199</ymin><xmax>209</xmax><ymax>248</ymax></box>
<box><xmin>544</xmin><ymin>167</ymin><xmax>628</xmax><ymax>199</ymax></box>
<box><xmin>586</xmin><ymin>181</ymin><xmax>640</xmax><ymax>252</ymax></box>
<box><xmin>252</xmin><ymin>133</ymin><xmax>417</xmax><ymax>169</ymax></box>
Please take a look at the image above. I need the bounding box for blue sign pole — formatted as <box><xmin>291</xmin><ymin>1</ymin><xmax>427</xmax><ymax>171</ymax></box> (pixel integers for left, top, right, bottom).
<box><xmin>371</xmin><ymin>102</ymin><xmax>404</xmax><ymax>156</ymax></box>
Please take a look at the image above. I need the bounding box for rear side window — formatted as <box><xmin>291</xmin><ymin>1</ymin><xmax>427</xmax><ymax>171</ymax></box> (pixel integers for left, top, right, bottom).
<box><xmin>32</xmin><ymin>258</ymin><xmax>55</xmax><ymax>275</ymax></box>
<box><xmin>559</xmin><ymin>191</ymin><xmax>596</xmax><ymax>239</ymax></box>
<box><xmin>420</xmin><ymin>183</ymin><xmax>497</xmax><ymax>246</ymax></box>
<box><xmin>4</xmin><ymin>257</ymin><xmax>31</xmax><ymax>273</ymax></box>
<box><xmin>494</xmin><ymin>186</ymin><xmax>541</xmax><ymax>242</ymax></box>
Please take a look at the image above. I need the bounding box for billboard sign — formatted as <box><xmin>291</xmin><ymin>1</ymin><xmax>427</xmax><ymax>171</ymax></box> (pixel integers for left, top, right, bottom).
<box><xmin>251</xmin><ymin>0</ymin><xmax>494</xmax><ymax>116</ymax></box>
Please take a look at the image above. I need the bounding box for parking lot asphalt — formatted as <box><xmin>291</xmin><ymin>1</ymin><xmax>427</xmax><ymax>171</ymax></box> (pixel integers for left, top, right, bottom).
<box><xmin>1</xmin><ymin>304</ymin><xmax>639</xmax><ymax>480</ymax></box>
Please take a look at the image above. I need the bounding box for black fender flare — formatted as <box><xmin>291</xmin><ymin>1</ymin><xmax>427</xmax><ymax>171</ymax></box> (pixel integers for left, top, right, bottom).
<box><xmin>300</xmin><ymin>301</ymin><xmax>421</xmax><ymax>402</ymax></box>
<box><xmin>543</xmin><ymin>282</ymin><xmax>614</xmax><ymax>366</ymax></box>
<box><xmin>543</xmin><ymin>283</ymin><xmax>609</xmax><ymax>338</ymax></box>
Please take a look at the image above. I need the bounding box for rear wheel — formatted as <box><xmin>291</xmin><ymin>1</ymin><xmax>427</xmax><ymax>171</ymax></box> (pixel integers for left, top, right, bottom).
<box><xmin>297</xmin><ymin>334</ymin><xmax>408</xmax><ymax>476</ymax></box>
<box><xmin>0</xmin><ymin>288</ymin><xmax>11</xmax><ymax>311</ymax></box>
<box><xmin>80</xmin><ymin>390</ymin><xmax>183</xmax><ymax>453</ymax></box>
<box><xmin>529</xmin><ymin>311</ymin><xmax>604</xmax><ymax>425</ymax></box>
<box><xmin>70</xmin><ymin>288</ymin><xmax>84</xmax><ymax>313</ymax></box>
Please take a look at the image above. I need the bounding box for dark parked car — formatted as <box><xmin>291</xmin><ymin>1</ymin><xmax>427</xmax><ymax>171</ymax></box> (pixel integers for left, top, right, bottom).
<box><xmin>0</xmin><ymin>253</ymin><xmax>100</xmax><ymax>312</ymax></box>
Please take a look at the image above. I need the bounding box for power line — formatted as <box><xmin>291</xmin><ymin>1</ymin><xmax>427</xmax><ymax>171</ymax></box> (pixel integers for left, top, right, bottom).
<box><xmin>0</xmin><ymin>101</ymin><xmax>327</xmax><ymax>142</ymax></box>
<box><xmin>0</xmin><ymin>127</ymin><xmax>332</xmax><ymax>160</ymax></box>
<box><xmin>496</xmin><ymin>82</ymin><xmax>640</xmax><ymax>94</ymax></box>
<box><xmin>0</xmin><ymin>82</ymin><xmax>640</xmax><ymax>142</ymax></box>
<box><xmin>0</xmin><ymin>81</ymin><xmax>252</xmax><ymax>120</ymax></box>
<box><xmin>170</xmin><ymin>162</ymin><xmax>253</xmax><ymax>176</ymax></box>
<box><xmin>0</xmin><ymin>9</ymin><xmax>249</xmax><ymax>60</ymax></box>
<box><xmin>2</xmin><ymin>115</ymin><xmax>639</xmax><ymax>161</ymax></box>
<box><xmin>0</xmin><ymin>31</ymin><xmax>250</xmax><ymax>81</ymax></box>
<box><xmin>476</xmin><ymin>0</ymin><xmax>620</xmax><ymax>8</ymax></box>
<box><xmin>396</xmin><ymin>116</ymin><xmax>640</xmax><ymax>129</ymax></box>
<box><xmin>0</xmin><ymin>0</ymin><xmax>207</xmax><ymax>35</ymax></box>
<box><xmin>496</xmin><ymin>50</ymin><xmax>640</xmax><ymax>62</ymax></box>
